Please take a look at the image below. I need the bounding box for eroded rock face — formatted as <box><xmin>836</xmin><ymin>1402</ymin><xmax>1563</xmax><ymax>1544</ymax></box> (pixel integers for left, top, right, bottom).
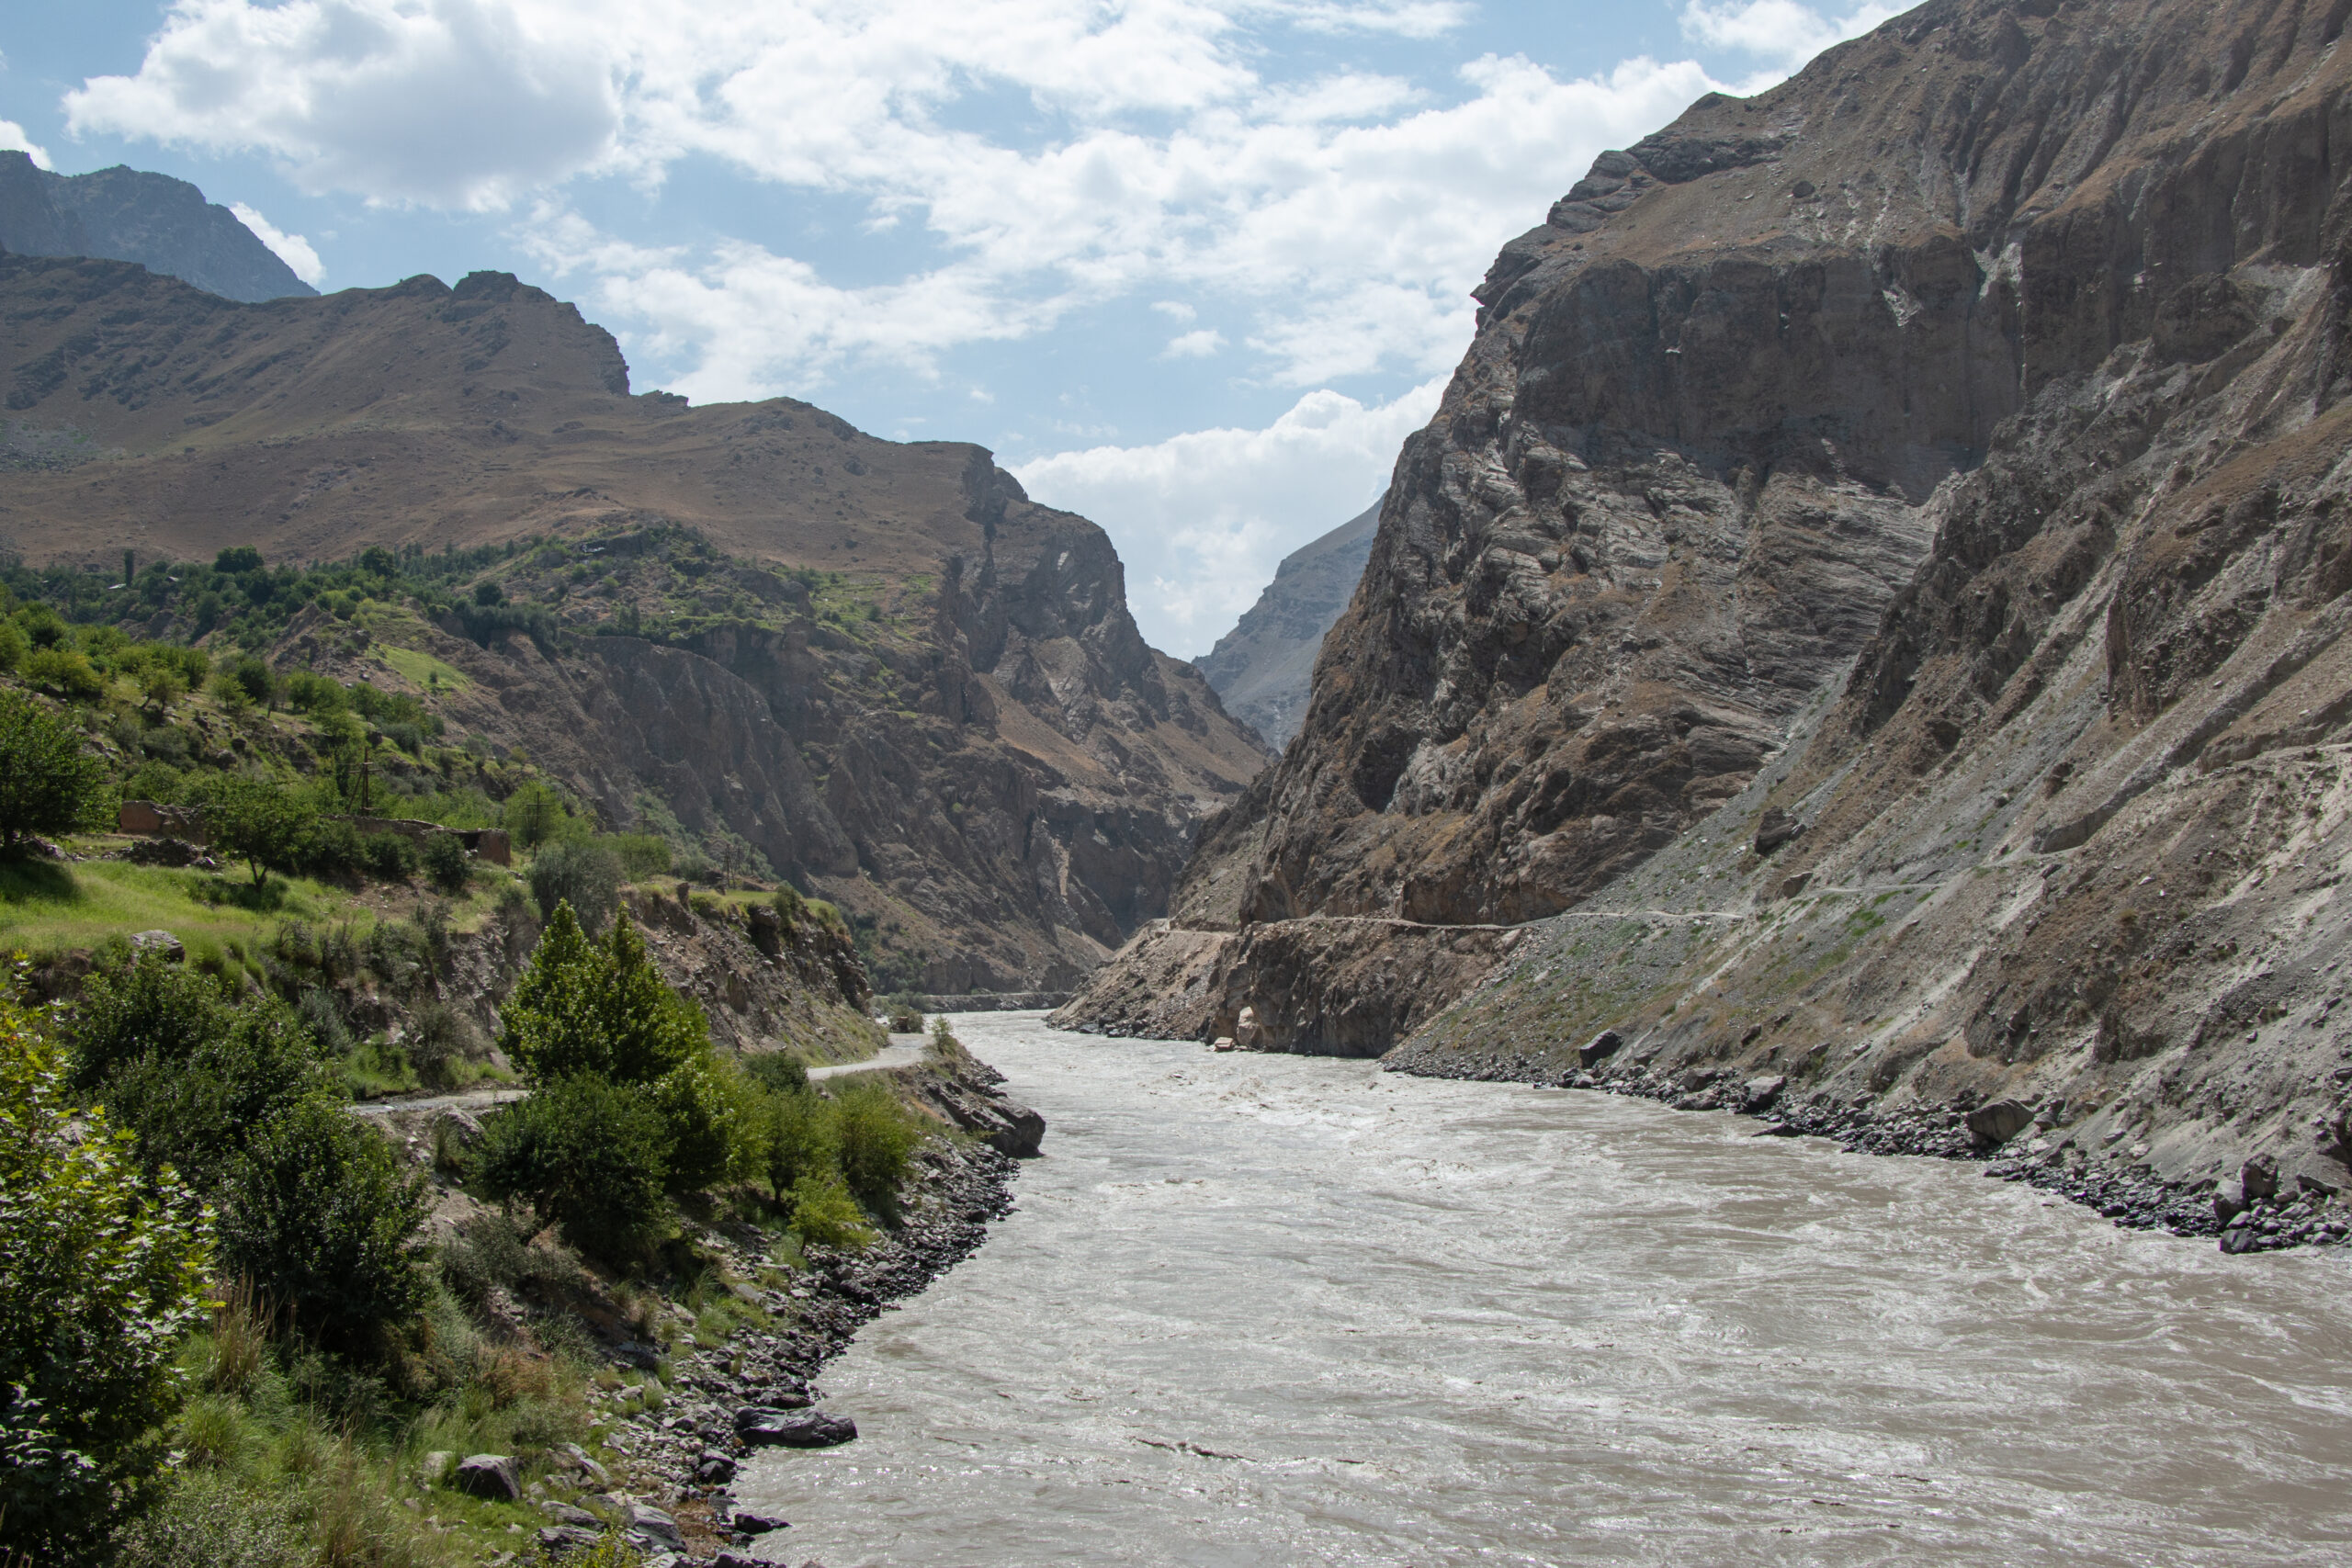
<box><xmin>1072</xmin><ymin>0</ymin><xmax>2352</xmax><ymax>1193</ymax></box>
<box><xmin>1193</xmin><ymin>498</ymin><xmax>1383</xmax><ymax>750</ymax></box>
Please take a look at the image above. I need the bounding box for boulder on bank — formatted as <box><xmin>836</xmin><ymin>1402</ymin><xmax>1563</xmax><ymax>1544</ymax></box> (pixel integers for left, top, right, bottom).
<box><xmin>452</xmin><ymin>1453</ymin><xmax>520</xmax><ymax>1501</ymax></box>
<box><xmin>735</xmin><ymin>1405</ymin><xmax>858</xmax><ymax>1447</ymax></box>
<box><xmin>1578</xmin><ymin>1030</ymin><xmax>1623</xmax><ymax>1068</ymax></box>
<box><xmin>1964</xmin><ymin>1099</ymin><xmax>2034</xmax><ymax>1145</ymax></box>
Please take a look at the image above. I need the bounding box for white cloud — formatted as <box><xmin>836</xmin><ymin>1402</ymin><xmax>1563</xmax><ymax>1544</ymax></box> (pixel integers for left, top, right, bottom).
<box><xmin>0</xmin><ymin>118</ymin><xmax>51</xmax><ymax>168</ymax></box>
<box><xmin>229</xmin><ymin>201</ymin><xmax>325</xmax><ymax>285</ymax></box>
<box><xmin>1679</xmin><ymin>0</ymin><xmax>1902</xmax><ymax>68</ymax></box>
<box><xmin>1012</xmin><ymin>376</ymin><xmax>1443</xmax><ymax>655</ymax></box>
<box><xmin>1163</xmin><ymin>328</ymin><xmax>1226</xmax><ymax>358</ymax></box>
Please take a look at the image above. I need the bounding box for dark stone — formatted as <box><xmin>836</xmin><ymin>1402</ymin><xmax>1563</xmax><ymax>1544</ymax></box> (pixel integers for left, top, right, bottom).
<box><xmin>714</xmin><ymin>1554</ymin><xmax>767</xmax><ymax>1568</ymax></box>
<box><xmin>1578</xmin><ymin>1030</ymin><xmax>1623</xmax><ymax>1068</ymax></box>
<box><xmin>696</xmin><ymin>1450</ymin><xmax>739</xmax><ymax>1485</ymax></box>
<box><xmin>1753</xmin><ymin>807</ymin><xmax>1799</xmax><ymax>854</ymax></box>
<box><xmin>736</xmin><ymin>1406</ymin><xmax>858</xmax><ymax>1448</ymax></box>
<box><xmin>2222</xmin><ymin>1225</ymin><xmax>2261</xmax><ymax>1255</ymax></box>
<box><xmin>536</xmin><ymin>1526</ymin><xmax>603</xmax><ymax>1557</ymax></box>
<box><xmin>539</xmin><ymin>1502</ymin><xmax>600</xmax><ymax>1528</ymax></box>
<box><xmin>1742</xmin><ymin>1074</ymin><xmax>1786</xmax><ymax>1111</ymax></box>
<box><xmin>2241</xmin><ymin>1154</ymin><xmax>2279</xmax><ymax>1201</ymax></box>
<box><xmin>731</xmin><ymin>1508</ymin><xmax>789</xmax><ymax>1534</ymax></box>
<box><xmin>625</xmin><ymin>1503</ymin><xmax>684</xmax><ymax>1551</ymax></box>
<box><xmin>1964</xmin><ymin>1100</ymin><xmax>2034</xmax><ymax>1145</ymax></box>
<box><xmin>452</xmin><ymin>1453</ymin><xmax>520</xmax><ymax>1502</ymax></box>
<box><xmin>2213</xmin><ymin>1175</ymin><xmax>2248</xmax><ymax>1224</ymax></box>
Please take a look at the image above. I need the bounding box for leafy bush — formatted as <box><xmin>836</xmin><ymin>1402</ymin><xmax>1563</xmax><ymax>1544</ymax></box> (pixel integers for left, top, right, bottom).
<box><xmin>478</xmin><ymin>1077</ymin><xmax>671</xmax><ymax>1259</ymax></box>
<box><xmin>884</xmin><ymin>993</ymin><xmax>923</xmax><ymax>1032</ymax></box>
<box><xmin>0</xmin><ymin>689</ymin><xmax>107</xmax><ymax>847</ymax></box>
<box><xmin>744</xmin><ymin>1053</ymin><xmax>809</xmax><ymax>1096</ymax></box>
<box><xmin>499</xmin><ymin>906</ymin><xmax>707</xmax><ymax>1086</ymax></box>
<box><xmin>358</xmin><ymin>830</ymin><xmax>417</xmax><ymax>882</ymax></box>
<box><xmin>68</xmin><ymin>951</ymin><xmax>232</xmax><ymax>1093</ymax></box>
<box><xmin>420</xmin><ymin>831</ymin><xmax>470</xmax><ymax>893</ymax></box>
<box><xmin>650</xmin><ymin>1054</ymin><xmax>756</xmax><ymax>1194</ymax></box>
<box><xmin>0</xmin><ymin>996</ymin><xmax>211</xmax><ymax>1562</ymax></box>
<box><xmin>607</xmin><ymin>831</ymin><xmax>672</xmax><ymax>878</ymax></box>
<box><xmin>830</xmin><ymin>1078</ymin><xmax>922</xmax><ymax>1212</ymax></box>
<box><xmin>24</xmin><ymin>646</ymin><xmax>109</xmax><ymax>703</ymax></box>
<box><xmin>94</xmin><ymin>998</ymin><xmax>340</xmax><ymax>1190</ymax></box>
<box><xmin>786</xmin><ymin>1173</ymin><xmax>873</xmax><ymax>1250</ymax></box>
<box><xmin>223</xmin><ymin>654</ymin><xmax>277</xmax><ymax>709</ymax></box>
<box><xmin>405</xmin><ymin>1001</ymin><xmax>476</xmax><ymax>1090</ymax></box>
<box><xmin>198</xmin><ymin>775</ymin><xmax>318</xmax><ymax>887</ymax></box>
<box><xmin>754</xmin><ymin>1080</ymin><xmax>833</xmax><ymax>1208</ymax></box>
<box><xmin>527</xmin><ymin>839</ymin><xmax>622</xmax><ymax>931</ymax></box>
<box><xmin>285</xmin><ymin>670</ymin><xmax>347</xmax><ymax>716</ymax></box>
<box><xmin>503</xmin><ymin>779</ymin><xmax>585</xmax><ymax>852</ymax></box>
<box><xmin>217</xmin><ymin>1097</ymin><xmax>432</xmax><ymax>1353</ymax></box>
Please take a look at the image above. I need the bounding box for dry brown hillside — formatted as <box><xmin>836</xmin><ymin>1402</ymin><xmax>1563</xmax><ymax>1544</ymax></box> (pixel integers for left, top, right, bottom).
<box><xmin>0</xmin><ymin>257</ymin><xmax>1269</xmax><ymax>991</ymax></box>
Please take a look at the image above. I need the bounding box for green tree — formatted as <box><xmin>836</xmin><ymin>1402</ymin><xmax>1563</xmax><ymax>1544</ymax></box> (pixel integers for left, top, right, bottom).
<box><xmin>216</xmin><ymin>1097</ymin><xmax>430</xmax><ymax>1351</ymax></box>
<box><xmin>754</xmin><ymin>1080</ymin><xmax>834</xmax><ymax>1209</ymax></box>
<box><xmin>66</xmin><ymin>951</ymin><xmax>230</xmax><ymax>1095</ymax></box>
<box><xmin>477</xmin><ymin>1076</ymin><xmax>670</xmax><ymax>1259</ymax></box>
<box><xmin>651</xmin><ymin>1054</ymin><xmax>757</xmax><ymax>1194</ymax></box>
<box><xmin>526</xmin><ymin>839</ymin><xmax>623</xmax><ymax>931</ymax></box>
<box><xmin>198</xmin><ymin>775</ymin><xmax>316</xmax><ymax>886</ymax></box>
<box><xmin>0</xmin><ymin>690</ymin><xmax>106</xmax><ymax>848</ymax></box>
<box><xmin>0</xmin><ymin>995</ymin><xmax>211</xmax><ymax>1561</ymax></box>
<box><xmin>830</xmin><ymin>1078</ymin><xmax>922</xmax><ymax>1213</ymax></box>
<box><xmin>92</xmin><ymin>999</ymin><xmax>339</xmax><ymax>1191</ymax></box>
<box><xmin>498</xmin><ymin>906</ymin><xmax>707</xmax><ymax>1087</ymax></box>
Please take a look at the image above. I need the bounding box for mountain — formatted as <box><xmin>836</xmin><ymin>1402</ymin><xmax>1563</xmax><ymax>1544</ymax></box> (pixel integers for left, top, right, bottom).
<box><xmin>0</xmin><ymin>151</ymin><xmax>316</xmax><ymax>303</ymax></box>
<box><xmin>1193</xmin><ymin>497</ymin><xmax>1381</xmax><ymax>750</ymax></box>
<box><xmin>1060</xmin><ymin>0</ymin><xmax>2352</xmax><ymax>1201</ymax></box>
<box><xmin>0</xmin><ymin>254</ymin><xmax>1269</xmax><ymax>991</ymax></box>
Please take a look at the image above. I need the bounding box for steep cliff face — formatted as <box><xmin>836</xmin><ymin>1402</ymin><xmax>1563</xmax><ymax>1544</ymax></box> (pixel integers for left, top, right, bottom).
<box><xmin>0</xmin><ymin>257</ymin><xmax>1268</xmax><ymax>991</ymax></box>
<box><xmin>1069</xmin><ymin>0</ymin><xmax>2352</xmax><ymax>1194</ymax></box>
<box><xmin>1193</xmin><ymin>498</ymin><xmax>1382</xmax><ymax>749</ymax></box>
<box><xmin>0</xmin><ymin>152</ymin><xmax>316</xmax><ymax>302</ymax></box>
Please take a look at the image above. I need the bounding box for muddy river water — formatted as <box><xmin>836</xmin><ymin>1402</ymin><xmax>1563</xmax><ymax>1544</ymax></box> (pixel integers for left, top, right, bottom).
<box><xmin>740</xmin><ymin>1015</ymin><xmax>2352</xmax><ymax>1565</ymax></box>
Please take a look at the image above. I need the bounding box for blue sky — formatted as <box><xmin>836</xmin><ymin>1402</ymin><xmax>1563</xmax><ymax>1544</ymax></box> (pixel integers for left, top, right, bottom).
<box><xmin>0</xmin><ymin>0</ymin><xmax>1894</xmax><ymax>655</ymax></box>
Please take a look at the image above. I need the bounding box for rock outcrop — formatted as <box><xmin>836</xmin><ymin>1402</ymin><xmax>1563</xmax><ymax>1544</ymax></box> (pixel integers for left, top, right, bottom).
<box><xmin>1193</xmin><ymin>497</ymin><xmax>1382</xmax><ymax>750</ymax></box>
<box><xmin>1068</xmin><ymin>0</ymin><xmax>2352</xmax><ymax>1196</ymax></box>
<box><xmin>0</xmin><ymin>258</ymin><xmax>1269</xmax><ymax>991</ymax></box>
<box><xmin>0</xmin><ymin>152</ymin><xmax>316</xmax><ymax>302</ymax></box>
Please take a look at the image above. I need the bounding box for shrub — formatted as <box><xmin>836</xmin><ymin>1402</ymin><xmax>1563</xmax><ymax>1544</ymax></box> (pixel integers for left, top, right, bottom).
<box><xmin>420</xmin><ymin>831</ymin><xmax>470</xmax><ymax>893</ymax></box>
<box><xmin>112</xmin><ymin>1469</ymin><xmax>306</xmax><ymax>1568</ymax></box>
<box><xmin>503</xmin><ymin>780</ymin><xmax>584</xmax><ymax>852</ymax></box>
<box><xmin>499</xmin><ymin>906</ymin><xmax>707</xmax><ymax>1087</ymax></box>
<box><xmin>478</xmin><ymin>1077</ymin><xmax>671</xmax><ymax>1259</ymax></box>
<box><xmin>358</xmin><ymin>829</ymin><xmax>417</xmax><ymax>882</ymax></box>
<box><xmin>297</xmin><ymin>815</ymin><xmax>366</xmax><ymax>879</ymax></box>
<box><xmin>24</xmin><ymin>646</ymin><xmax>109</xmax><ymax>703</ymax></box>
<box><xmin>884</xmin><ymin>994</ymin><xmax>923</xmax><ymax>1032</ymax></box>
<box><xmin>0</xmin><ymin>619</ymin><xmax>24</xmax><ymax>673</ymax></box>
<box><xmin>94</xmin><ymin>998</ymin><xmax>339</xmax><ymax>1190</ymax></box>
<box><xmin>0</xmin><ymin>998</ymin><xmax>212</xmax><ymax>1562</ymax></box>
<box><xmin>607</xmin><ymin>831</ymin><xmax>671</xmax><ymax>879</ymax></box>
<box><xmin>787</xmin><ymin>1172</ymin><xmax>872</xmax><ymax>1251</ymax></box>
<box><xmin>217</xmin><ymin>1097</ymin><xmax>432</xmax><ymax>1353</ymax></box>
<box><xmin>830</xmin><ymin>1078</ymin><xmax>922</xmax><ymax>1213</ymax></box>
<box><xmin>755</xmin><ymin>1079</ymin><xmax>833</xmax><ymax>1207</ymax></box>
<box><xmin>406</xmin><ymin>1001</ymin><xmax>476</xmax><ymax>1090</ymax></box>
<box><xmin>773</xmin><ymin>884</ymin><xmax>806</xmax><ymax>925</ymax></box>
<box><xmin>650</xmin><ymin>1054</ymin><xmax>757</xmax><ymax>1194</ymax></box>
<box><xmin>67</xmin><ymin>950</ymin><xmax>232</xmax><ymax>1092</ymax></box>
<box><xmin>744</xmin><ymin>1053</ymin><xmax>809</xmax><ymax>1096</ymax></box>
<box><xmin>223</xmin><ymin>654</ymin><xmax>277</xmax><ymax>709</ymax></box>
<box><xmin>0</xmin><ymin>689</ymin><xmax>107</xmax><ymax>847</ymax></box>
<box><xmin>527</xmin><ymin>839</ymin><xmax>622</xmax><ymax>931</ymax></box>
<box><xmin>285</xmin><ymin>670</ymin><xmax>347</xmax><ymax>716</ymax></box>
<box><xmin>198</xmin><ymin>775</ymin><xmax>317</xmax><ymax>887</ymax></box>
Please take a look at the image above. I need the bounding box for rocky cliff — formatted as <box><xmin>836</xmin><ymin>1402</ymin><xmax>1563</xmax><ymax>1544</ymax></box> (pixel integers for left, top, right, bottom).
<box><xmin>0</xmin><ymin>152</ymin><xmax>316</xmax><ymax>302</ymax></box>
<box><xmin>0</xmin><ymin>257</ymin><xmax>1268</xmax><ymax>990</ymax></box>
<box><xmin>1193</xmin><ymin>497</ymin><xmax>1381</xmax><ymax>749</ymax></box>
<box><xmin>1062</xmin><ymin>0</ymin><xmax>2352</xmax><ymax>1199</ymax></box>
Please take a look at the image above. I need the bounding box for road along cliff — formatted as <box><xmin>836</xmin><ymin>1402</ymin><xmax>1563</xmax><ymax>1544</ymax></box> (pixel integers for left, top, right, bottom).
<box><xmin>1059</xmin><ymin>0</ymin><xmax>2352</xmax><ymax>1228</ymax></box>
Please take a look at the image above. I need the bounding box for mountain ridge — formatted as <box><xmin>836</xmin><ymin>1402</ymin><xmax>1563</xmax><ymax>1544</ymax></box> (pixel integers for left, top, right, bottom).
<box><xmin>0</xmin><ymin>151</ymin><xmax>316</xmax><ymax>303</ymax></box>
<box><xmin>1192</xmin><ymin>496</ymin><xmax>1381</xmax><ymax>750</ymax></box>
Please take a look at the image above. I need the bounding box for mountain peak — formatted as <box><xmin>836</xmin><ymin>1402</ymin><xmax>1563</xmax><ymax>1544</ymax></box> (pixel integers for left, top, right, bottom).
<box><xmin>0</xmin><ymin>150</ymin><xmax>317</xmax><ymax>304</ymax></box>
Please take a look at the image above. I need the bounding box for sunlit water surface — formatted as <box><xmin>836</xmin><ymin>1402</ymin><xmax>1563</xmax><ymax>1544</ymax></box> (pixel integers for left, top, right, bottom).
<box><xmin>738</xmin><ymin>1014</ymin><xmax>2352</xmax><ymax>1566</ymax></box>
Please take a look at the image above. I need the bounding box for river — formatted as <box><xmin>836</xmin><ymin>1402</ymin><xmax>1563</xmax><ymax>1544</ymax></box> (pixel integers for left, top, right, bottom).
<box><xmin>737</xmin><ymin>1014</ymin><xmax>2352</xmax><ymax>1565</ymax></box>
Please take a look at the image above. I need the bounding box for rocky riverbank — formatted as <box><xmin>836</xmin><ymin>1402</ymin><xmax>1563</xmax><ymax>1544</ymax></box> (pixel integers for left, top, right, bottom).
<box><xmin>1393</xmin><ymin>1046</ymin><xmax>2351</xmax><ymax>1256</ymax></box>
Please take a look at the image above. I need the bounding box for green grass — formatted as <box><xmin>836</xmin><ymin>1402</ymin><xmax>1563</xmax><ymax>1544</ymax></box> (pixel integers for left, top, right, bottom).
<box><xmin>0</xmin><ymin>854</ymin><xmax>363</xmax><ymax>970</ymax></box>
<box><xmin>375</xmin><ymin>643</ymin><xmax>471</xmax><ymax>693</ymax></box>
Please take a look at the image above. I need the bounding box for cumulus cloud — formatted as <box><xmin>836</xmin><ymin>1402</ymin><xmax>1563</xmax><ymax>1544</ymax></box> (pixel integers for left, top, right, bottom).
<box><xmin>0</xmin><ymin>118</ymin><xmax>51</xmax><ymax>168</ymax></box>
<box><xmin>1679</xmin><ymin>0</ymin><xmax>1903</xmax><ymax>68</ymax></box>
<box><xmin>1012</xmin><ymin>376</ymin><xmax>1444</xmax><ymax>655</ymax></box>
<box><xmin>1163</xmin><ymin>328</ymin><xmax>1226</xmax><ymax>359</ymax></box>
<box><xmin>230</xmin><ymin>202</ymin><xmax>325</xmax><ymax>285</ymax></box>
